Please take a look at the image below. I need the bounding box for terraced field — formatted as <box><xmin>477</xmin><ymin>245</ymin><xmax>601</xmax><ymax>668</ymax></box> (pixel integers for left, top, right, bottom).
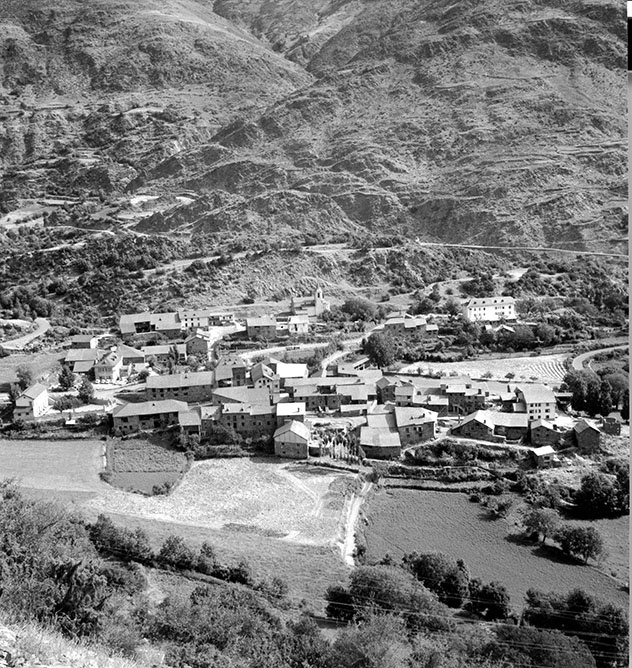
<box><xmin>401</xmin><ymin>354</ymin><xmax>569</xmax><ymax>385</ymax></box>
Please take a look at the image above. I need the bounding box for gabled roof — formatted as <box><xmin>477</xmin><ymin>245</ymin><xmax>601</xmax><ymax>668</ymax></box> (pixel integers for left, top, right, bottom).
<box><xmin>269</xmin><ymin>360</ymin><xmax>308</xmax><ymax>379</ymax></box>
<box><xmin>73</xmin><ymin>360</ymin><xmax>96</xmax><ymax>373</ymax></box>
<box><xmin>276</xmin><ymin>402</ymin><xmax>306</xmax><ymax>417</ymax></box>
<box><xmin>530</xmin><ymin>419</ymin><xmax>556</xmax><ymax>430</ymax></box>
<box><xmin>532</xmin><ymin>445</ymin><xmax>556</xmax><ymax>456</ymax></box>
<box><xmin>250</xmin><ymin>363</ymin><xmax>277</xmax><ymax>383</ymax></box>
<box><xmin>274</xmin><ymin>420</ymin><xmax>310</xmax><ymax>441</ymax></box>
<box><xmin>466</xmin><ymin>296</ymin><xmax>515</xmax><ymax>307</ymax></box>
<box><xmin>574</xmin><ymin>420</ymin><xmax>601</xmax><ymax>434</ymax></box>
<box><xmin>19</xmin><ymin>383</ymin><xmax>47</xmax><ymax>401</ymax></box>
<box><xmin>213</xmin><ymin>386</ymin><xmax>270</xmax><ymax>405</ymax></box>
<box><xmin>288</xmin><ymin>314</ymin><xmax>309</xmax><ymax>324</ymax></box>
<box><xmin>113</xmin><ymin>400</ymin><xmax>188</xmax><ymax>418</ymax></box>
<box><xmin>394</xmin><ymin>406</ymin><xmax>438</xmax><ymax>428</ymax></box>
<box><xmin>147</xmin><ymin>371</ymin><xmax>215</xmax><ymax>389</ymax></box>
<box><xmin>517</xmin><ymin>384</ymin><xmax>556</xmax><ymax>404</ymax></box>
<box><xmin>95</xmin><ymin>352</ymin><xmax>120</xmax><ymax>368</ymax></box>
<box><xmin>65</xmin><ymin>348</ymin><xmax>100</xmax><ymax>363</ymax></box>
<box><xmin>118</xmin><ymin>343</ymin><xmax>145</xmax><ymax>359</ymax></box>
<box><xmin>150</xmin><ymin>312</ymin><xmax>181</xmax><ymax>330</ymax></box>
<box><xmin>179</xmin><ymin>409</ymin><xmax>201</xmax><ymax>426</ymax></box>
<box><xmin>359</xmin><ymin>426</ymin><xmax>401</xmax><ymax>448</ymax></box>
<box><xmin>179</xmin><ymin>309</ymin><xmax>213</xmax><ymax>319</ymax></box>
<box><xmin>246</xmin><ymin>316</ymin><xmax>276</xmax><ymax>327</ymax></box>
<box><xmin>142</xmin><ymin>343</ymin><xmax>187</xmax><ymax>356</ymax></box>
<box><xmin>71</xmin><ymin>334</ymin><xmax>96</xmax><ymax>344</ymax></box>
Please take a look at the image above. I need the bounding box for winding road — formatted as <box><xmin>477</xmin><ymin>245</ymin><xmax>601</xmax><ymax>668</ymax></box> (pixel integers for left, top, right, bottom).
<box><xmin>1</xmin><ymin>318</ymin><xmax>50</xmax><ymax>351</ymax></box>
<box><xmin>571</xmin><ymin>342</ymin><xmax>629</xmax><ymax>371</ymax></box>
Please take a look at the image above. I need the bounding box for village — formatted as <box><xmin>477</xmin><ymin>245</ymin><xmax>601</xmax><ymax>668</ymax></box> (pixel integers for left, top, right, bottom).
<box><xmin>6</xmin><ymin>286</ymin><xmax>625</xmax><ymax>471</ymax></box>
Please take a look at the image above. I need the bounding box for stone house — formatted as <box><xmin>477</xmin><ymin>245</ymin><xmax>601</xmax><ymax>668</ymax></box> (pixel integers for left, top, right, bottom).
<box><xmin>112</xmin><ymin>400</ymin><xmax>188</xmax><ymax>435</ymax></box>
<box><xmin>274</xmin><ymin>420</ymin><xmax>310</xmax><ymax>459</ymax></box>
<box><xmin>250</xmin><ymin>363</ymin><xmax>280</xmax><ymax>393</ymax></box>
<box><xmin>530</xmin><ymin>419</ymin><xmax>563</xmax><ymax>447</ymax></box>
<box><xmin>146</xmin><ymin>371</ymin><xmax>215</xmax><ymax>402</ymax></box>
<box><xmin>246</xmin><ymin>317</ymin><xmax>277</xmax><ymax>341</ymax></box>
<box><xmin>394</xmin><ymin>407</ymin><xmax>437</xmax><ymax>445</ymax></box>
<box><xmin>531</xmin><ymin>445</ymin><xmax>558</xmax><ymax>469</ymax></box>
<box><xmin>574</xmin><ymin>420</ymin><xmax>601</xmax><ymax>452</ymax></box>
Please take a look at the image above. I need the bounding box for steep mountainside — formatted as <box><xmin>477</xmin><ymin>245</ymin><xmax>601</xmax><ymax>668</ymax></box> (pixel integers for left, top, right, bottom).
<box><xmin>0</xmin><ymin>0</ymin><xmax>627</xmax><ymax>321</ymax></box>
<box><xmin>144</xmin><ymin>0</ymin><xmax>627</xmax><ymax>252</ymax></box>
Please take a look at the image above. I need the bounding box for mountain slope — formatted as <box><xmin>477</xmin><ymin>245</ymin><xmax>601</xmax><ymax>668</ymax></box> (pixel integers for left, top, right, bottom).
<box><xmin>138</xmin><ymin>0</ymin><xmax>626</xmax><ymax>253</ymax></box>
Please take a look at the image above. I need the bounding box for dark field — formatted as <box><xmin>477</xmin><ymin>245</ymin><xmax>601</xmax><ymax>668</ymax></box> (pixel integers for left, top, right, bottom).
<box><xmin>362</xmin><ymin>488</ymin><xmax>629</xmax><ymax>611</ymax></box>
<box><xmin>106</xmin><ymin>438</ymin><xmax>189</xmax><ymax>494</ymax></box>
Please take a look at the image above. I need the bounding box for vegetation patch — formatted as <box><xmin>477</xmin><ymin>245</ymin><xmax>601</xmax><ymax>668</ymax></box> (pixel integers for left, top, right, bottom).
<box><xmin>106</xmin><ymin>437</ymin><xmax>189</xmax><ymax>495</ymax></box>
<box><xmin>361</xmin><ymin>488</ymin><xmax>628</xmax><ymax>610</ymax></box>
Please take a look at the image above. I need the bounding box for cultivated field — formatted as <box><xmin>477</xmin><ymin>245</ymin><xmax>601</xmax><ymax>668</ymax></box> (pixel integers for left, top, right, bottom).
<box><xmin>361</xmin><ymin>488</ymin><xmax>629</xmax><ymax>610</ymax></box>
<box><xmin>106</xmin><ymin>438</ymin><xmax>189</xmax><ymax>494</ymax></box>
<box><xmin>87</xmin><ymin>458</ymin><xmax>354</xmax><ymax>546</ymax></box>
<box><xmin>0</xmin><ymin>438</ymin><xmax>107</xmax><ymax>492</ymax></box>
<box><xmin>400</xmin><ymin>353</ymin><xmax>569</xmax><ymax>385</ymax></box>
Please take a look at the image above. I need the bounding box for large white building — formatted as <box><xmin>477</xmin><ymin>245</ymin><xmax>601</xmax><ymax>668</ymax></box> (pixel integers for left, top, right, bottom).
<box><xmin>464</xmin><ymin>296</ymin><xmax>516</xmax><ymax>323</ymax></box>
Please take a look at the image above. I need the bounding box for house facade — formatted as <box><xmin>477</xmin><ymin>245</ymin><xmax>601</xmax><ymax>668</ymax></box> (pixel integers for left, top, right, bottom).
<box><xmin>246</xmin><ymin>317</ymin><xmax>277</xmax><ymax>340</ymax></box>
<box><xmin>574</xmin><ymin>420</ymin><xmax>601</xmax><ymax>452</ymax></box>
<box><xmin>13</xmin><ymin>383</ymin><xmax>48</xmax><ymax>421</ymax></box>
<box><xmin>530</xmin><ymin>419</ymin><xmax>563</xmax><ymax>447</ymax></box>
<box><xmin>515</xmin><ymin>385</ymin><xmax>556</xmax><ymax>421</ymax></box>
<box><xmin>112</xmin><ymin>400</ymin><xmax>187</xmax><ymax>435</ymax></box>
<box><xmin>94</xmin><ymin>351</ymin><xmax>124</xmax><ymax>382</ymax></box>
<box><xmin>146</xmin><ymin>371</ymin><xmax>215</xmax><ymax>402</ymax></box>
<box><xmin>464</xmin><ymin>297</ymin><xmax>516</xmax><ymax>323</ymax></box>
<box><xmin>274</xmin><ymin>420</ymin><xmax>310</xmax><ymax>459</ymax></box>
<box><xmin>394</xmin><ymin>407</ymin><xmax>437</xmax><ymax>445</ymax></box>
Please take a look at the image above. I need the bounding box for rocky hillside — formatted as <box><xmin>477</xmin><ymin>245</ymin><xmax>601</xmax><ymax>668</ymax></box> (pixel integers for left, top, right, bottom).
<box><xmin>0</xmin><ymin>0</ymin><xmax>627</xmax><ymax>313</ymax></box>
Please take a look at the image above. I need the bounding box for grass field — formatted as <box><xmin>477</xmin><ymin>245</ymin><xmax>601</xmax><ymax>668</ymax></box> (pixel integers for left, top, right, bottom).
<box><xmin>106</xmin><ymin>438</ymin><xmax>189</xmax><ymax>494</ymax></box>
<box><xmin>0</xmin><ymin>438</ymin><xmax>107</xmax><ymax>492</ymax></box>
<box><xmin>361</xmin><ymin>488</ymin><xmax>628</xmax><ymax>611</ymax></box>
<box><xmin>0</xmin><ymin>351</ymin><xmax>63</xmax><ymax>392</ymax></box>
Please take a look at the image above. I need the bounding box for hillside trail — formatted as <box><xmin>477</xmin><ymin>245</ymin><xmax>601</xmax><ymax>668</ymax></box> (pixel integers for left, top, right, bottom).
<box><xmin>341</xmin><ymin>480</ymin><xmax>372</xmax><ymax>566</ymax></box>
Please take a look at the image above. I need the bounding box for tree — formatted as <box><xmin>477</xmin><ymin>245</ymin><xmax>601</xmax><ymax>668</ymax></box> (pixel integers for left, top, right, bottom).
<box><xmin>330</xmin><ymin>614</ymin><xmax>411</xmax><ymax>668</ymax></box>
<box><xmin>402</xmin><ymin>552</ymin><xmax>470</xmax><ymax>608</ymax></box>
<box><xmin>53</xmin><ymin>395</ymin><xmax>81</xmax><ymax>413</ymax></box>
<box><xmin>468</xmin><ymin>579</ymin><xmax>511</xmax><ymax>620</ymax></box>
<box><xmin>15</xmin><ymin>364</ymin><xmax>34</xmax><ymax>390</ymax></box>
<box><xmin>490</xmin><ymin>626</ymin><xmax>596</xmax><ymax>668</ymax></box>
<box><xmin>78</xmin><ymin>377</ymin><xmax>95</xmax><ymax>404</ymax></box>
<box><xmin>574</xmin><ymin>471</ymin><xmax>622</xmax><ymax>518</ymax></box>
<box><xmin>341</xmin><ymin>297</ymin><xmax>377</xmax><ymax>322</ymax></box>
<box><xmin>325</xmin><ymin>585</ymin><xmax>355</xmax><ymax>622</ymax></box>
<box><xmin>348</xmin><ymin>565</ymin><xmax>454</xmax><ymax>633</ymax></box>
<box><xmin>363</xmin><ymin>332</ymin><xmax>396</xmax><ymax>368</ymax></box>
<box><xmin>596</xmin><ymin>380</ymin><xmax>613</xmax><ymax>417</ymax></box>
<box><xmin>58</xmin><ymin>365</ymin><xmax>76</xmax><ymax>391</ymax></box>
<box><xmin>157</xmin><ymin>535</ymin><xmax>196</xmax><ymax>570</ymax></box>
<box><xmin>522</xmin><ymin>507</ymin><xmax>560</xmax><ymax>543</ymax></box>
<box><xmin>555</xmin><ymin>525</ymin><xmax>604</xmax><ymax>563</ymax></box>
<box><xmin>602</xmin><ymin>373</ymin><xmax>627</xmax><ymax>407</ymax></box>
<box><xmin>620</xmin><ymin>389</ymin><xmax>629</xmax><ymax>421</ymax></box>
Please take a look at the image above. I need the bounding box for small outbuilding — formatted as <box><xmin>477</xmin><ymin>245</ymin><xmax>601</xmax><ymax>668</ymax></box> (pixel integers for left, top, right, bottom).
<box><xmin>574</xmin><ymin>420</ymin><xmax>601</xmax><ymax>452</ymax></box>
<box><xmin>531</xmin><ymin>445</ymin><xmax>558</xmax><ymax>469</ymax></box>
<box><xmin>274</xmin><ymin>420</ymin><xmax>310</xmax><ymax>459</ymax></box>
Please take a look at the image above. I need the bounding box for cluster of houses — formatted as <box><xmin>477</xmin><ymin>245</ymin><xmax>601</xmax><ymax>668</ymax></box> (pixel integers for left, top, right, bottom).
<box><xmin>10</xmin><ymin>290</ymin><xmax>621</xmax><ymax>467</ymax></box>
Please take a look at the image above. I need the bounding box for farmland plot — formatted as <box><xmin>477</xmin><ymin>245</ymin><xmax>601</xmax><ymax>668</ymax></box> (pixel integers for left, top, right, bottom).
<box><xmin>362</xmin><ymin>488</ymin><xmax>628</xmax><ymax>610</ymax></box>
<box><xmin>0</xmin><ymin>438</ymin><xmax>107</xmax><ymax>492</ymax></box>
<box><xmin>87</xmin><ymin>458</ymin><xmax>355</xmax><ymax>546</ymax></box>
<box><xmin>106</xmin><ymin>438</ymin><xmax>189</xmax><ymax>494</ymax></box>
<box><xmin>400</xmin><ymin>353</ymin><xmax>569</xmax><ymax>384</ymax></box>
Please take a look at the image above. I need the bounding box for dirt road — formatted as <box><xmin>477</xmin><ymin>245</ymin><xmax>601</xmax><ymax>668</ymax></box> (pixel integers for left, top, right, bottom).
<box><xmin>341</xmin><ymin>480</ymin><xmax>372</xmax><ymax>566</ymax></box>
<box><xmin>571</xmin><ymin>342</ymin><xmax>629</xmax><ymax>371</ymax></box>
<box><xmin>1</xmin><ymin>318</ymin><xmax>50</xmax><ymax>351</ymax></box>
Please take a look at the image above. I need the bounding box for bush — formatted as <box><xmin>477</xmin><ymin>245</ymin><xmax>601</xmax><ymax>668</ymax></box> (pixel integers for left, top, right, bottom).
<box><xmin>157</xmin><ymin>535</ymin><xmax>196</xmax><ymax>571</ymax></box>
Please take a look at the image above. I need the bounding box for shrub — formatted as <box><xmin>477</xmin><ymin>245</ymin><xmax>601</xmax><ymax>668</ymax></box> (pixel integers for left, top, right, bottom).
<box><xmin>157</xmin><ymin>535</ymin><xmax>196</xmax><ymax>570</ymax></box>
